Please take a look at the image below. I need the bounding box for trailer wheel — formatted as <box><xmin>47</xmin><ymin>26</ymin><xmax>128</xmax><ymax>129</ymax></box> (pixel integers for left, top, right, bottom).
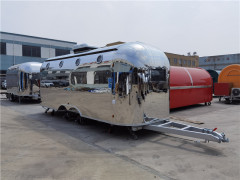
<box><xmin>76</xmin><ymin>114</ymin><xmax>86</xmax><ymax>125</ymax></box>
<box><xmin>57</xmin><ymin>106</ymin><xmax>67</xmax><ymax>116</ymax></box>
<box><xmin>219</xmin><ymin>97</ymin><xmax>221</xmax><ymax>102</ymax></box>
<box><xmin>64</xmin><ymin>111</ymin><xmax>70</xmax><ymax>120</ymax></box>
<box><xmin>208</xmin><ymin>102</ymin><xmax>211</xmax><ymax>106</ymax></box>
<box><xmin>65</xmin><ymin>108</ymin><xmax>80</xmax><ymax>122</ymax></box>
<box><xmin>225</xmin><ymin>98</ymin><xmax>231</xmax><ymax>104</ymax></box>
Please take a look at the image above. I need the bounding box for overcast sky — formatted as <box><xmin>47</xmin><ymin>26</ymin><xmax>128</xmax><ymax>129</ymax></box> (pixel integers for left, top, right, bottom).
<box><xmin>1</xmin><ymin>0</ymin><xmax>239</xmax><ymax>56</ymax></box>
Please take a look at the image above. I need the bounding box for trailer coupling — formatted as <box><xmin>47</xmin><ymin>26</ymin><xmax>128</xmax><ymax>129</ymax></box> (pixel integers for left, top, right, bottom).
<box><xmin>143</xmin><ymin>119</ymin><xmax>229</xmax><ymax>143</ymax></box>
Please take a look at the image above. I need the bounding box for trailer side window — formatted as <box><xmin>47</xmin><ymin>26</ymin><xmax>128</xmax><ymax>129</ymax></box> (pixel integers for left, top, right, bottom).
<box><xmin>24</xmin><ymin>73</ymin><xmax>28</xmax><ymax>89</ymax></box>
<box><xmin>132</xmin><ymin>68</ymin><xmax>138</xmax><ymax>84</ymax></box>
<box><xmin>32</xmin><ymin>73</ymin><xmax>40</xmax><ymax>87</ymax></box>
<box><xmin>118</xmin><ymin>72</ymin><xmax>129</xmax><ymax>96</ymax></box>
<box><xmin>71</xmin><ymin>72</ymin><xmax>87</xmax><ymax>85</ymax></box>
<box><xmin>149</xmin><ymin>68</ymin><xmax>168</xmax><ymax>92</ymax></box>
<box><xmin>94</xmin><ymin>70</ymin><xmax>111</xmax><ymax>84</ymax></box>
<box><xmin>150</xmin><ymin>68</ymin><xmax>166</xmax><ymax>82</ymax></box>
<box><xmin>112</xmin><ymin>63</ymin><xmax>133</xmax><ymax>96</ymax></box>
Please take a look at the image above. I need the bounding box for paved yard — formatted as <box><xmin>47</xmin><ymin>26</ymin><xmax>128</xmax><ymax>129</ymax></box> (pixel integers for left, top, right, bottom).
<box><xmin>1</xmin><ymin>93</ymin><xmax>240</xmax><ymax>180</ymax></box>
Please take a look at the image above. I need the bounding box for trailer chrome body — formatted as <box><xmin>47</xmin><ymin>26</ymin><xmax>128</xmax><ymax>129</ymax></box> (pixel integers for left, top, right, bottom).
<box><xmin>41</xmin><ymin>42</ymin><xmax>170</xmax><ymax>126</ymax></box>
<box><xmin>40</xmin><ymin>42</ymin><xmax>228</xmax><ymax>143</ymax></box>
<box><xmin>6</xmin><ymin>62</ymin><xmax>42</xmax><ymax>101</ymax></box>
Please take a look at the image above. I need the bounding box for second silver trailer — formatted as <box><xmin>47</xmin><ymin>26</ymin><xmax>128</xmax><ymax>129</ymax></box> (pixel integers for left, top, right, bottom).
<box><xmin>6</xmin><ymin>62</ymin><xmax>42</xmax><ymax>101</ymax></box>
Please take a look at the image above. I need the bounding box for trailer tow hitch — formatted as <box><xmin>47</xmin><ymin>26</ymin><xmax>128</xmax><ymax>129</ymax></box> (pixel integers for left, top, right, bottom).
<box><xmin>143</xmin><ymin>119</ymin><xmax>229</xmax><ymax>143</ymax></box>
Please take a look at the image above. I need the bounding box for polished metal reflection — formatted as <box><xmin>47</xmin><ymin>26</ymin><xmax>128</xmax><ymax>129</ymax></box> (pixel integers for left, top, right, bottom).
<box><xmin>40</xmin><ymin>42</ymin><xmax>170</xmax><ymax>126</ymax></box>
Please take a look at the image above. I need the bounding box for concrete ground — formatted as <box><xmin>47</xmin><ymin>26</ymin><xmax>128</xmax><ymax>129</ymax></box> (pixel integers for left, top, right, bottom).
<box><xmin>1</xmin><ymin>92</ymin><xmax>240</xmax><ymax>180</ymax></box>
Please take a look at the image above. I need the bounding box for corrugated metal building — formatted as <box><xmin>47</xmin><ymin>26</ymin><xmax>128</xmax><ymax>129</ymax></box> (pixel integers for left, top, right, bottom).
<box><xmin>0</xmin><ymin>31</ymin><xmax>77</xmax><ymax>82</ymax></box>
<box><xmin>199</xmin><ymin>53</ymin><xmax>240</xmax><ymax>70</ymax></box>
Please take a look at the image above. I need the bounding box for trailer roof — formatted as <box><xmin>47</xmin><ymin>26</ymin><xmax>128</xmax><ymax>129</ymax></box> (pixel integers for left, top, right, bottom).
<box><xmin>45</xmin><ymin>43</ymin><xmax>123</xmax><ymax>62</ymax></box>
<box><xmin>8</xmin><ymin>62</ymin><xmax>42</xmax><ymax>73</ymax></box>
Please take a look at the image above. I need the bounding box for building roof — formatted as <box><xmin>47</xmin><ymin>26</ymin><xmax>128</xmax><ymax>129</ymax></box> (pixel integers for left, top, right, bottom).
<box><xmin>164</xmin><ymin>52</ymin><xmax>198</xmax><ymax>57</ymax></box>
<box><xmin>200</xmin><ymin>53</ymin><xmax>240</xmax><ymax>58</ymax></box>
<box><xmin>0</xmin><ymin>31</ymin><xmax>77</xmax><ymax>44</ymax></box>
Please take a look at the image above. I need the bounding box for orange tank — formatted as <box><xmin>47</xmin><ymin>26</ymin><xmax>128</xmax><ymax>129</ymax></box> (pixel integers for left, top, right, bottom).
<box><xmin>218</xmin><ymin>64</ymin><xmax>240</xmax><ymax>88</ymax></box>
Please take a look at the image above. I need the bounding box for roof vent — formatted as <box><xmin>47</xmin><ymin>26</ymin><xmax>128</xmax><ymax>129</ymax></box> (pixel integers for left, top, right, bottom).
<box><xmin>73</xmin><ymin>44</ymin><xmax>98</xmax><ymax>54</ymax></box>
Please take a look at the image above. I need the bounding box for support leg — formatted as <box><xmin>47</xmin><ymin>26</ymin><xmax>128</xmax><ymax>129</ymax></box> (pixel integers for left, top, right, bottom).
<box><xmin>128</xmin><ymin>127</ymin><xmax>138</xmax><ymax>140</ymax></box>
<box><xmin>45</xmin><ymin>108</ymin><xmax>49</xmax><ymax>114</ymax></box>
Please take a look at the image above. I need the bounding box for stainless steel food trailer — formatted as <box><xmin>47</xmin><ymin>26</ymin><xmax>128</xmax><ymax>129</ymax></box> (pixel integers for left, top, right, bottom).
<box><xmin>40</xmin><ymin>42</ymin><xmax>228</xmax><ymax>143</ymax></box>
<box><xmin>6</xmin><ymin>62</ymin><xmax>42</xmax><ymax>101</ymax></box>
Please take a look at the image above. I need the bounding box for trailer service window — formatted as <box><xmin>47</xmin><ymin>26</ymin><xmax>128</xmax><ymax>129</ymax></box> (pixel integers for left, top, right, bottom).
<box><xmin>94</xmin><ymin>70</ymin><xmax>111</xmax><ymax>84</ymax></box>
<box><xmin>71</xmin><ymin>72</ymin><xmax>87</xmax><ymax>85</ymax></box>
<box><xmin>150</xmin><ymin>68</ymin><xmax>166</xmax><ymax>82</ymax></box>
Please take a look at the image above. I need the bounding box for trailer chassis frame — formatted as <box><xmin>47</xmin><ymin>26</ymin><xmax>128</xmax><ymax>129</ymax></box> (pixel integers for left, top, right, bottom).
<box><xmin>142</xmin><ymin>118</ymin><xmax>229</xmax><ymax>143</ymax></box>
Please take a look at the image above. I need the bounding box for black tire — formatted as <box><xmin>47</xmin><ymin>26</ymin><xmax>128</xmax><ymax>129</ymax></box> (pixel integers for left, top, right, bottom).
<box><xmin>76</xmin><ymin>114</ymin><xmax>86</xmax><ymax>125</ymax></box>
<box><xmin>57</xmin><ymin>106</ymin><xmax>67</xmax><ymax>116</ymax></box>
<box><xmin>225</xmin><ymin>98</ymin><xmax>230</xmax><ymax>104</ymax></box>
<box><xmin>63</xmin><ymin>111</ymin><xmax>70</xmax><ymax>120</ymax></box>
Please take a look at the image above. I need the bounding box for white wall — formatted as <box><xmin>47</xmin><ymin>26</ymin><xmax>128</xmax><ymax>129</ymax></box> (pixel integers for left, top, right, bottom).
<box><xmin>49</xmin><ymin>48</ymin><xmax>55</xmax><ymax>58</ymax></box>
<box><xmin>6</xmin><ymin>43</ymin><xmax>22</xmax><ymax>56</ymax></box>
<box><xmin>6</xmin><ymin>43</ymin><xmax>13</xmax><ymax>55</ymax></box>
<box><xmin>14</xmin><ymin>44</ymin><xmax>22</xmax><ymax>56</ymax></box>
<box><xmin>41</xmin><ymin>47</ymin><xmax>55</xmax><ymax>58</ymax></box>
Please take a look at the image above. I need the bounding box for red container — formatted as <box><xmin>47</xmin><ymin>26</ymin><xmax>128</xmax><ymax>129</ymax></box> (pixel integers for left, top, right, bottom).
<box><xmin>170</xmin><ymin>66</ymin><xmax>213</xmax><ymax>109</ymax></box>
<box><xmin>214</xmin><ymin>83</ymin><xmax>232</xmax><ymax>96</ymax></box>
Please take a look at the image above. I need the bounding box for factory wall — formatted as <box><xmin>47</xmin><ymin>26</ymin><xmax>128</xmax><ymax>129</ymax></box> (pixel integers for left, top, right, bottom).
<box><xmin>0</xmin><ymin>32</ymin><xmax>76</xmax><ymax>70</ymax></box>
<box><xmin>0</xmin><ymin>31</ymin><xmax>77</xmax><ymax>83</ymax></box>
<box><xmin>199</xmin><ymin>53</ymin><xmax>240</xmax><ymax>70</ymax></box>
<box><xmin>165</xmin><ymin>52</ymin><xmax>199</xmax><ymax>68</ymax></box>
